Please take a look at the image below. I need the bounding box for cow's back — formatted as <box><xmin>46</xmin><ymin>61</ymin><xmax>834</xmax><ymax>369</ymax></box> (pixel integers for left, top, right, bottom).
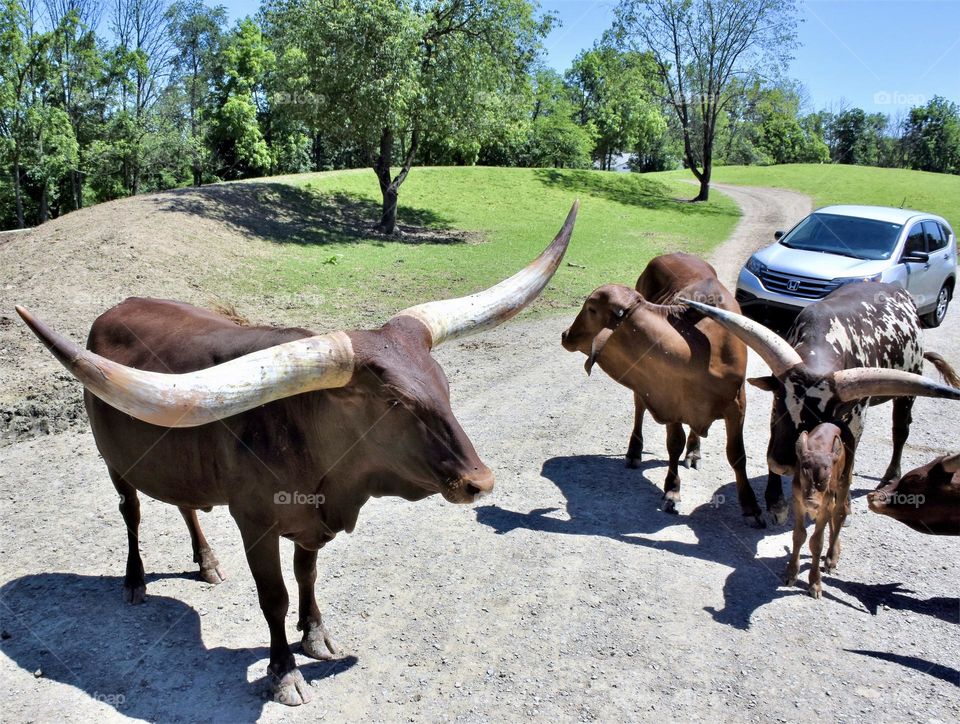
<box><xmin>788</xmin><ymin>283</ymin><xmax>924</xmax><ymax>376</ymax></box>
<box><xmin>84</xmin><ymin>298</ymin><xmax>321</xmax><ymax>508</ymax></box>
<box><xmin>636</xmin><ymin>253</ymin><xmax>718</xmax><ymax>304</ymax></box>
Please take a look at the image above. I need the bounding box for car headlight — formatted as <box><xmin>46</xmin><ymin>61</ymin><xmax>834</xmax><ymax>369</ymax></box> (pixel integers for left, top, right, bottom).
<box><xmin>745</xmin><ymin>256</ymin><xmax>767</xmax><ymax>277</ymax></box>
<box><xmin>832</xmin><ymin>273</ymin><xmax>882</xmax><ymax>286</ymax></box>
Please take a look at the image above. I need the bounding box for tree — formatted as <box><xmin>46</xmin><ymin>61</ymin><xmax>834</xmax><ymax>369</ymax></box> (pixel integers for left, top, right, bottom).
<box><xmin>831</xmin><ymin>108</ymin><xmax>887</xmax><ymax>166</ymax></box>
<box><xmin>614</xmin><ymin>0</ymin><xmax>798</xmax><ymax>200</ymax></box>
<box><xmin>527</xmin><ymin>69</ymin><xmax>594</xmax><ymax>168</ymax></box>
<box><xmin>565</xmin><ymin>40</ymin><xmax>664</xmax><ymax>170</ymax></box>
<box><xmin>167</xmin><ymin>0</ymin><xmax>226</xmax><ymax>185</ymax></box>
<box><xmin>901</xmin><ymin>96</ymin><xmax>960</xmax><ymax>175</ymax></box>
<box><xmin>265</xmin><ymin>0</ymin><xmax>550</xmax><ymax>234</ymax></box>
<box><xmin>0</xmin><ymin>0</ymin><xmax>53</xmax><ymax>227</ymax></box>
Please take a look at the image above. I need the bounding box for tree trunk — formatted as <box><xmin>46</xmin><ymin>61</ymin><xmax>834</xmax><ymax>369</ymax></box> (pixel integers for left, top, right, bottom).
<box><xmin>39</xmin><ymin>184</ymin><xmax>49</xmax><ymax>223</ymax></box>
<box><xmin>12</xmin><ymin>161</ymin><xmax>25</xmax><ymax>228</ymax></box>
<box><xmin>694</xmin><ymin>176</ymin><xmax>710</xmax><ymax>201</ymax></box>
<box><xmin>378</xmin><ymin>184</ymin><xmax>399</xmax><ymax>235</ymax></box>
<box><xmin>372</xmin><ymin>125</ymin><xmax>420</xmax><ymax>235</ymax></box>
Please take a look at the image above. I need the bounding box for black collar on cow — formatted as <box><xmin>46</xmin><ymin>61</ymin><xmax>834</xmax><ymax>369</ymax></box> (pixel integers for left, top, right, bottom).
<box><xmin>610</xmin><ymin>298</ymin><xmax>646</xmax><ymax>332</ymax></box>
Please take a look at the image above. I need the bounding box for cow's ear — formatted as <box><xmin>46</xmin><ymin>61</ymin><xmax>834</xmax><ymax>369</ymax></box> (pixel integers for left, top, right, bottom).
<box><xmin>831</xmin><ymin>435</ymin><xmax>843</xmax><ymax>460</ymax></box>
<box><xmin>748</xmin><ymin>375</ymin><xmax>779</xmax><ymax>392</ymax></box>
<box><xmin>796</xmin><ymin>431</ymin><xmax>809</xmax><ymax>455</ymax></box>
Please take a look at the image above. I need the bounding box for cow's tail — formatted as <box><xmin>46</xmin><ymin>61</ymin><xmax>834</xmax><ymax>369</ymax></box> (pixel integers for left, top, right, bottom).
<box><xmin>924</xmin><ymin>351</ymin><xmax>960</xmax><ymax>388</ymax></box>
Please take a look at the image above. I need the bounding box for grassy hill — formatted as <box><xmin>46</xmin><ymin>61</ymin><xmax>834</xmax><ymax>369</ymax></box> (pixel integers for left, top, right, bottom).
<box><xmin>658</xmin><ymin>164</ymin><xmax>960</xmax><ymax>231</ymax></box>
<box><xmin>234</xmin><ymin>166</ymin><xmax>739</xmax><ymax>325</ymax></box>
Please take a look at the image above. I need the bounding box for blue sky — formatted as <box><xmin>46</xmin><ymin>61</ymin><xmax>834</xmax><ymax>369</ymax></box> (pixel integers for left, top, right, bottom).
<box><xmin>221</xmin><ymin>0</ymin><xmax>960</xmax><ymax>114</ymax></box>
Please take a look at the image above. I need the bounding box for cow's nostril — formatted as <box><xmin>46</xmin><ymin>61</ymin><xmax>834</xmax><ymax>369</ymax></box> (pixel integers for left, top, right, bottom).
<box><xmin>465</xmin><ymin>483</ymin><xmax>482</xmax><ymax>498</ymax></box>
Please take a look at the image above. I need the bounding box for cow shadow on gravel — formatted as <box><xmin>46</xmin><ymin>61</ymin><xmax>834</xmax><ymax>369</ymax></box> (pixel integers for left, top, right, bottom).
<box><xmin>475</xmin><ymin>454</ymin><xmax>791</xmax><ymax>630</ymax></box>
<box><xmin>823</xmin><ymin>577</ymin><xmax>959</xmax><ymax>625</ymax></box>
<box><xmin>0</xmin><ymin>573</ymin><xmax>356</xmax><ymax>721</ymax></box>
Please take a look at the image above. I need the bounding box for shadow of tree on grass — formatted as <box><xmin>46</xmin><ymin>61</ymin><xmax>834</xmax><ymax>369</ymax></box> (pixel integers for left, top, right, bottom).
<box><xmin>152</xmin><ymin>182</ymin><xmax>479</xmax><ymax>247</ymax></box>
<box><xmin>533</xmin><ymin>169</ymin><xmax>739</xmax><ymax>217</ymax></box>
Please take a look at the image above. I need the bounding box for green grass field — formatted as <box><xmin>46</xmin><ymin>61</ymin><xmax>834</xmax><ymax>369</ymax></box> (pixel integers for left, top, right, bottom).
<box><xmin>230</xmin><ymin>166</ymin><xmax>740</xmax><ymax>325</ymax></box>
<box><xmin>658</xmin><ymin>163</ymin><xmax>960</xmax><ymax>231</ymax></box>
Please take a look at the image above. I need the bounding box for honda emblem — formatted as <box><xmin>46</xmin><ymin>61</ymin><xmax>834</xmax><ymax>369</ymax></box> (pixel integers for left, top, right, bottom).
<box><xmin>787</xmin><ymin>279</ymin><xmax>801</xmax><ymax>291</ymax></box>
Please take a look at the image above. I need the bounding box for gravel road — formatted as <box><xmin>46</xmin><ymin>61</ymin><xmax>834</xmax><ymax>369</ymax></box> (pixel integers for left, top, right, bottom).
<box><xmin>1</xmin><ymin>185</ymin><xmax>957</xmax><ymax>723</ymax></box>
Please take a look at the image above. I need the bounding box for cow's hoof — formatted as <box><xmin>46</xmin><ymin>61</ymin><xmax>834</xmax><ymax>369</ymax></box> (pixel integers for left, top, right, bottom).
<box><xmin>271</xmin><ymin>669</ymin><xmax>314</xmax><ymax>706</ymax></box>
<box><xmin>747</xmin><ymin>513</ymin><xmax>766</xmax><ymax>529</ymax></box>
<box><xmin>784</xmin><ymin>568</ymin><xmax>797</xmax><ymax>586</ymax></box>
<box><xmin>808</xmin><ymin>583</ymin><xmax>822</xmax><ymax>599</ymax></box>
<box><xmin>625</xmin><ymin>456</ymin><xmax>641</xmax><ymax>469</ymax></box>
<box><xmin>823</xmin><ymin>558</ymin><xmax>838</xmax><ymax>573</ymax></box>
<box><xmin>661</xmin><ymin>494</ymin><xmax>680</xmax><ymax>515</ymax></box>
<box><xmin>767</xmin><ymin>500</ymin><xmax>789</xmax><ymax>526</ymax></box>
<box><xmin>200</xmin><ymin>565</ymin><xmax>226</xmax><ymax>584</ymax></box>
<box><xmin>683</xmin><ymin>455</ymin><xmax>701</xmax><ymax>470</ymax></box>
<box><xmin>123</xmin><ymin>584</ymin><xmax>146</xmax><ymax>605</ymax></box>
<box><xmin>302</xmin><ymin>626</ymin><xmax>340</xmax><ymax>661</ymax></box>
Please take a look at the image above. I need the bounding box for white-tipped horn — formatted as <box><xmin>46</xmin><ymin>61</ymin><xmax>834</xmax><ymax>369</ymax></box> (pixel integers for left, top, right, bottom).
<box><xmin>16</xmin><ymin>306</ymin><xmax>354</xmax><ymax>428</ymax></box>
<box><xmin>393</xmin><ymin>201</ymin><xmax>579</xmax><ymax>347</ymax></box>
<box><xmin>680</xmin><ymin>298</ymin><xmax>802</xmax><ymax>377</ymax></box>
<box><xmin>832</xmin><ymin>367</ymin><xmax>960</xmax><ymax>403</ymax></box>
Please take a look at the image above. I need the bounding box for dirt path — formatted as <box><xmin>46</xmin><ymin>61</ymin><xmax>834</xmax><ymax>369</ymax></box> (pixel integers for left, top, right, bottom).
<box><xmin>706</xmin><ymin>184</ymin><xmax>812</xmax><ymax>288</ymax></box>
<box><xmin>1</xmin><ymin>186</ymin><xmax>958</xmax><ymax>723</ymax></box>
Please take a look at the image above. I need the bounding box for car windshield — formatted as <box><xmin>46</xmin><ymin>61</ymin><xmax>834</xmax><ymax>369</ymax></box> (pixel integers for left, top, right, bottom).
<box><xmin>779</xmin><ymin>213</ymin><xmax>903</xmax><ymax>260</ymax></box>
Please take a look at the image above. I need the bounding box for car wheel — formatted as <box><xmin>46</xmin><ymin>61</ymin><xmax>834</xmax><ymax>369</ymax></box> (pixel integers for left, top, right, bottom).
<box><xmin>921</xmin><ymin>284</ymin><xmax>950</xmax><ymax>328</ymax></box>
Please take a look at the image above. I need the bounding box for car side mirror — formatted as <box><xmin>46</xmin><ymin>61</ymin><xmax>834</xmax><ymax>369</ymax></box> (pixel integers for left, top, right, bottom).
<box><xmin>901</xmin><ymin>251</ymin><xmax>929</xmax><ymax>264</ymax></box>
<box><xmin>774</xmin><ymin>230</ymin><xmax>784</xmax><ymax>240</ymax></box>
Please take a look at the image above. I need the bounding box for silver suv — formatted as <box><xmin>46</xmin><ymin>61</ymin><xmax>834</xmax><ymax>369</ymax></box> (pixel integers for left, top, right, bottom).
<box><xmin>736</xmin><ymin>205</ymin><xmax>956</xmax><ymax>327</ymax></box>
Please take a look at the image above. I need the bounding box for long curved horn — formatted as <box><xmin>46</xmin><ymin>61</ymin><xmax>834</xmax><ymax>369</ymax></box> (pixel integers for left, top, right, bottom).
<box><xmin>832</xmin><ymin>367</ymin><xmax>960</xmax><ymax>403</ymax></box>
<box><xmin>16</xmin><ymin>306</ymin><xmax>354</xmax><ymax>428</ymax></box>
<box><xmin>393</xmin><ymin>200</ymin><xmax>579</xmax><ymax>347</ymax></box>
<box><xmin>679</xmin><ymin>298</ymin><xmax>802</xmax><ymax>377</ymax></box>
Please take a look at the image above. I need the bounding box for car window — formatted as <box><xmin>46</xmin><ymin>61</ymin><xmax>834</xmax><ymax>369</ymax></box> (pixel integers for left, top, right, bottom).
<box><xmin>923</xmin><ymin>221</ymin><xmax>946</xmax><ymax>252</ymax></box>
<box><xmin>903</xmin><ymin>224</ymin><xmax>926</xmax><ymax>256</ymax></box>
<box><xmin>779</xmin><ymin>213</ymin><xmax>903</xmax><ymax>260</ymax></box>
<box><xmin>939</xmin><ymin>222</ymin><xmax>954</xmax><ymax>246</ymax></box>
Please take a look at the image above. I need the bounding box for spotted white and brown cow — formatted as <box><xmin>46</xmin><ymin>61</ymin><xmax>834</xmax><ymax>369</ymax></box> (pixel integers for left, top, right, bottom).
<box><xmin>685</xmin><ymin>282</ymin><xmax>960</xmax><ymax>526</ymax></box>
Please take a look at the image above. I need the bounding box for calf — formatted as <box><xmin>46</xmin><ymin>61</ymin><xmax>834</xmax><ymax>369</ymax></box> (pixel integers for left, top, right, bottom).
<box><xmin>784</xmin><ymin>424</ymin><xmax>849</xmax><ymax>598</ymax></box>
<box><xmin>867</xmin><ymin>453</ymin><xmax>960</xmax><ymax>535</ymax></box>
<box><xmin>561</xmin><ymin>253</ymin><xmax>773</xmax><ymax>525</ymax></box>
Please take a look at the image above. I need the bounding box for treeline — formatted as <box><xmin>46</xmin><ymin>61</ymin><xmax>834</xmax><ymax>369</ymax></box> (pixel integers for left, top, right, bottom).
<box><xmin>2</xmin><ymin>0</ymin><xmax>959</xmax><ymax>232</ymax></box>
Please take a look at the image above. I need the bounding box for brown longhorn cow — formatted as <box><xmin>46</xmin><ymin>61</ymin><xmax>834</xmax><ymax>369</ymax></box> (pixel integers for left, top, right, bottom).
<box><xmin>16</xmin><ymin>202</ymin><xmax>578</xmax><ymax>706</ymax></box>
<box><xmin>560</xmin><ymin>252</ymin><xmax>772</xmax><ymax>525</ymax></box>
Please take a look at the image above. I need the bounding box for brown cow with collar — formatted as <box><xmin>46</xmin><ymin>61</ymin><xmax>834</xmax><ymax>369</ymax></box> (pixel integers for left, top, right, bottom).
<box><xmin>561</xmin><ymin>252</ymin><xmax>772</xmax><ymax>526</ymax></box>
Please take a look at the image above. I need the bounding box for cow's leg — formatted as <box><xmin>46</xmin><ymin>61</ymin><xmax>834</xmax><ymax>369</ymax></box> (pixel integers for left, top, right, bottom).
<box><xmin>662</xmin><ymin>423</ymin><xmax>685</xmax><ymax>514</ymax></box>
<box><xmin>683</xmin><ymin>430</ymin><xmax>702</xmax><ymax>469</ymax></box>
<box><xmin>109</xmin><ymin>469</ymin><xmax>146</xmax><ymax>605</ymax></box>
<box><xmin>764</xmin><ymin>471</ymin><xmax>788</xmax><ymax>526</ymax></box>
<box><xmin>825</xmin><ymin>457</ymin><xmax>854</xmax><ymax>572</ymax></box>
<box><xmin>179</xmin><ymin>507</ymin><xmax>225</xmax><ymax>584</ymax></box>
<box><xmin>784</xmin><ymin>481</ymin><xmax>806</xmax><ymax>586</ymax></box>
<box><xmin>723</xmin><ymin>394</ymin><xmax>763</xmax><ymax>527</ymax></box>
<box><xmin>237</xmin><ymin>519</ymin><xmax>312</xmax><ymax>706</ymax></box>
<box><xmin>294</xmin><ymin>544</ymin><xmax>340</xmax><ymax>661</ymax></box>
<box><xmin>806</xmin><ymin>507</ymin><xmax>830</xmax><ymax>599</ymax></box>
<box><xmin>625</xmin><ymin>393</ymin><xmax>645</xmax><ymax>468</ymax></box>
<box><xmin>881</xmin><ymin>397</ymin><xmax>914</xmax><ymax>484</ymax></box>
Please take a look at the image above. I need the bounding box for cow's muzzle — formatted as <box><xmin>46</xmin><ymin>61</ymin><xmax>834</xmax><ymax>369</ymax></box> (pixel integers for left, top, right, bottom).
<box><xmin>443</xmin><ymin>468</ymin><xmax>495</xmax><ymax>504</ymax></box>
